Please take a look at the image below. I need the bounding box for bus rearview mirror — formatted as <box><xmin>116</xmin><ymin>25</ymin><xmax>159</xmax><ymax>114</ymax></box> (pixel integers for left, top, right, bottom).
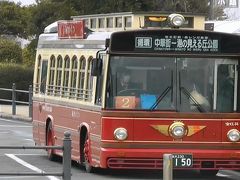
<box><xmin>91</xmin><ymin>58</ymin><xmax>102</xmax><ymax>76</ymax></box>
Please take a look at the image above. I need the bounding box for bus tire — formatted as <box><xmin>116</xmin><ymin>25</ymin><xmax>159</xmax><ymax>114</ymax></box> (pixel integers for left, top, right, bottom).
<box><xmin>46</xmin><ymin>122</ymin><xmax>57</xmax><ymax>161</ymax></box>
<box><xmin>200</xmin><ymin>170</ymin><xmax>218</xmax><ymax>177</ymax></box>
<box><xmin>83</xmin><ymin>133</ymin><xmax>94</xmax><ymax>173</ymax></box>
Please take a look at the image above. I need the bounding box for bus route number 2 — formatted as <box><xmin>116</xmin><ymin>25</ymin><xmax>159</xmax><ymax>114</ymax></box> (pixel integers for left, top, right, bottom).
<box><xmin>115</xmin><ymin>96</ymin><xmax>137</xmax><ymax>109</ymax></box>
<box><xmin>172</xmin><ymin>154</ymin><xmax>193</xmax><ymax>168</ymax></box>
<box><xmin>121</xmin><ymin>97</ymin><xmax>130</xmax><ymax>108</ymax></box>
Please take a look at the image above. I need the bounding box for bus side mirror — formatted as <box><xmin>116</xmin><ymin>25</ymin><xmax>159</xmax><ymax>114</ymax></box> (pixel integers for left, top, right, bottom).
<box><xmin>91</xmin><ymin>58</ymin><xmax>102</xmax><ymax>76</ymax></box>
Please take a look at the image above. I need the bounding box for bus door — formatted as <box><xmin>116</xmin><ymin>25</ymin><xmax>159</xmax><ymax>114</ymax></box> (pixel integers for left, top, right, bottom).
<box><xmin>33</xmin><ymin>59</ymin><xmax>48</xmax><ymax>144</ymax></box>
<box><xmin>39</xmin><ymin>60</ymin><xmax>48</xmax><ymax>122</ymax></box>
<box><xmin>214</xmin><ymin>60</ymin><xmax>238</xmax><ymax>112</ymax></box>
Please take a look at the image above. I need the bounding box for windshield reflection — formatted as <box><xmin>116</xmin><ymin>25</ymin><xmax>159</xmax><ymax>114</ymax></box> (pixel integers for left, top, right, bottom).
<box><xmin>105</xmin><ymin>56</ymin><xmax>238</xmax><ymax>113</ymax></box>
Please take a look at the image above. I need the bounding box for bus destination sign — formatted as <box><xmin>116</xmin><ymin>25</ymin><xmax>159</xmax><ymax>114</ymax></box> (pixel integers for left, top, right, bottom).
<box><xmin>135</xmin><ymin>35</ymin><xmax>219</xmax><ymax>53</ymax></box>
<box><xmin>58</xmin><ymin>20</ymin><xmax>85</xmax><ymax>39</ymax></box>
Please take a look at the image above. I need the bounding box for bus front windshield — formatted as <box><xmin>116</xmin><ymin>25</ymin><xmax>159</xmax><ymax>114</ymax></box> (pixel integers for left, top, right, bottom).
<box><xmin>105</xmin><ymin>56</ymin><xmax>238</xmax><ymax>113</ymax></box>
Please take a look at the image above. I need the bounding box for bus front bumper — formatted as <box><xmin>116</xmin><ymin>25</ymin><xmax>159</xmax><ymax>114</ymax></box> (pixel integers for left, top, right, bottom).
<box><xmin>99</xmin><ymin>148</ymin><xmax>240</xmax><ymax>170</ymax></box>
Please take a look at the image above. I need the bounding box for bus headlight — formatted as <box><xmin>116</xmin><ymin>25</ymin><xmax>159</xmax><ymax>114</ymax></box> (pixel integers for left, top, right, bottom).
<box><xmin>114</xmin><ymin>128</ymin><xmax>128</xmax><ymax>141</ymax></box>
<box><xmin>168</xmin><ymin>14</ymin><xmax>185</xmax><ymax>28</ymax></box>
<box><xmin>227</xmin><ymin>129</ymin><xmax>240</xmax><ymax>142</ymax></box>
<box><xmin>169</xmin><ymin>122</ymin><xmax>186</xmax><ymax>139</ymax></box>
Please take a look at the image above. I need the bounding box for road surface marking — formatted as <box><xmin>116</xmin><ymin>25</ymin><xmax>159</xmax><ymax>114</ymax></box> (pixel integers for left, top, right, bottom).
<box><xmin>0</xmin><ymin>125</ymin><xmax>31</xmax><ymax>128</ymax></box>
<box><xmin>0</xmin><ymin>176</ymin><xmax>37</xmax><ymax>179</ymax></box>
<box><xmin>0</xmin><ymin>131</ymin><xmax>10</xmax><ymax>134</ymax></box>
<box><xmin>217</xmin><ymin>172</ymin><xmax>229</xmax><ymax>177</ymax></box>
<box><xmin>5</xmin><ymin>154</ymin><xmax>60</xmax><ymax>180</ymax></box>
<box><xmin>0</xmin><ymin>118</ymin><xmax>30</xmax><ymax>125</ymax></box>
<box><xmin>11</xmin><ymin>153</ymin><xmax>45</xmax><ymax>156</ymax></box>
<box><xmin>222</xmin><ymin>170</ymin><xmax>240</xmax><ymax>176</ymax></box>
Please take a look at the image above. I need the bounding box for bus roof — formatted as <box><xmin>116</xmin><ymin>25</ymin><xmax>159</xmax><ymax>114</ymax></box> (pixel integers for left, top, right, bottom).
<box><xmin>38</xmin><ymin>20</ymin><xmax>112</xmax><ymax>49</ymax></box>
<box><xmin>38</xmin><ymin>31</ymin><xmax>111</xmax><ymax>49</ymax></box>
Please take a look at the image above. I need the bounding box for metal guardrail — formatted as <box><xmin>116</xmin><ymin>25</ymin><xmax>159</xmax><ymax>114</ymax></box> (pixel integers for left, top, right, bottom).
<box><xmin>0</xmin><ymin>131</ymin><xmax>72</xmax><ymax>180</ymax></box>
<box><xmin>0</xmin><ymin>83</ymin><xmax>32</xmax><ymax>118</ymax></box>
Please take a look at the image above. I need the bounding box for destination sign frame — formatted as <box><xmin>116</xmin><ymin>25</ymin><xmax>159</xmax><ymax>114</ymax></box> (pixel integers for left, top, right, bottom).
<box><xmin>135</xmin><ymin>35</ymin><xmax>219</xmax><ymax>53</ymax></box>
<box><xmin>109</xmin><ymin>29</ymin><xmax>240</xmax><ymax>55</ymax></box>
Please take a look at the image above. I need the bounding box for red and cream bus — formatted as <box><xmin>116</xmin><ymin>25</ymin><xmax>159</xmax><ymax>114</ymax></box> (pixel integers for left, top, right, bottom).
<box><xmin>32</xmin><ymin>13</ymin><xmax>240</xmax><ymax>176</ymax></box>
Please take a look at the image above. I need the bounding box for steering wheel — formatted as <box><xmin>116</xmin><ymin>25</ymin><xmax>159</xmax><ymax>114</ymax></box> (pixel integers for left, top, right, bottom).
<box><xmin>117</xmin><ymin>89</ymin><xmax>146</xmax><ymax>96</ymax></box>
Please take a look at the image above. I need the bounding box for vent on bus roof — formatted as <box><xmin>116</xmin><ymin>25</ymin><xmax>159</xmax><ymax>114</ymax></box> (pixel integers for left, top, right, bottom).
<box><xmin>44</xmin><ymin>21</ymin><xmax>58</xmax><ymax>33</ymax></box>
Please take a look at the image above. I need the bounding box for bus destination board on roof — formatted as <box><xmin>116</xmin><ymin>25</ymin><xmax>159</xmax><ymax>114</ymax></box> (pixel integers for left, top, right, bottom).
<box><xmin>58</xmin><ymin>20</ymin><xmax>85</xmax><ymax>39</ymax></box>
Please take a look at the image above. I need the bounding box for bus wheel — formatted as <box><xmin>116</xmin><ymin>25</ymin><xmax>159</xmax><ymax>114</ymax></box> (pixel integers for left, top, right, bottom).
<box><xmin>46</xmin><ymin>123</ymin><xmax>57</xmax><ymax>161</ymax></box>
<box><xmin>200</xmin><ymin>170</ymin><xmax>218</xmax><ymax>177</ymax></box>
<box><xmin>83</xmin><ymin>134</ymin><xmax>94</xmax><ymax>173</ymax></box>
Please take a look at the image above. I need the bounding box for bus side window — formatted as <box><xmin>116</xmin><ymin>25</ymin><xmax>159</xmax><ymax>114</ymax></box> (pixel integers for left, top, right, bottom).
<box><xmin>40</xmin><ymin>60</ymin><xmax>48</xmax><ymax>94</ymax></box>
<box><xmin>217</xmin><ymin>64</ymin><xmax>234</xmax><ymax>112</ymax></box>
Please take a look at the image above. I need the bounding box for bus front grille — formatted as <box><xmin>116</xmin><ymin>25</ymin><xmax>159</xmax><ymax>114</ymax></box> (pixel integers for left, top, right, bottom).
<box><xmin>107</xmin><ymin>158</ymin><xmax>240</xmax><ymax>170</ymax></box>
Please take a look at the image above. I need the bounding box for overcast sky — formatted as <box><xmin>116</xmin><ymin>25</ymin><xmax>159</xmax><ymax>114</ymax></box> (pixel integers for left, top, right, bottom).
<box><xmin>11</xmin><ymin>0</ymin><xmax>36</xmax><ymax>6</ymax></box>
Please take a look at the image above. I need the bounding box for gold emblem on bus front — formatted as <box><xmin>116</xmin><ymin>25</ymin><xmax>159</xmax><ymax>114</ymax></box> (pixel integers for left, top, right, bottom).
<box><xmin>151</xmin><ymin>123</ymin><xmax>206</xmax><ymax>137</ymax></box>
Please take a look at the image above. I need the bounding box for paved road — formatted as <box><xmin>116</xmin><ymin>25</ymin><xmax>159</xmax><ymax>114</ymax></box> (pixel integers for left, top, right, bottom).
<box><xmin>0</xmin><ymin>117</ymin><xmax>240</xmax><ymax>180</ymax></box>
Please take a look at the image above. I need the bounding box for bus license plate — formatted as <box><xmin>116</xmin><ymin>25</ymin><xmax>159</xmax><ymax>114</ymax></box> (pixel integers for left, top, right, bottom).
<box><xmin>172</xmin><ymin>154</ymin><xmax>193</xmax><ymax>168</ymax></box>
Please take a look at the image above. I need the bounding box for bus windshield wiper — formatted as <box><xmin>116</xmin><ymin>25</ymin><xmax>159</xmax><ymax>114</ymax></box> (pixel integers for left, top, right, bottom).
<box><xmin>150</xmin><ymin>71</ymin><xmax>173</xmax><ymax>111</ymax></box>
<box><xmin>150</xmin><ymin>86</ymin><xmax>172</xmax><ymax>110</ymax></box>
<box><xmin>180</xmin><ymin>86</ymin><xmax>206</xmax><ymax>112</ymax></box>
